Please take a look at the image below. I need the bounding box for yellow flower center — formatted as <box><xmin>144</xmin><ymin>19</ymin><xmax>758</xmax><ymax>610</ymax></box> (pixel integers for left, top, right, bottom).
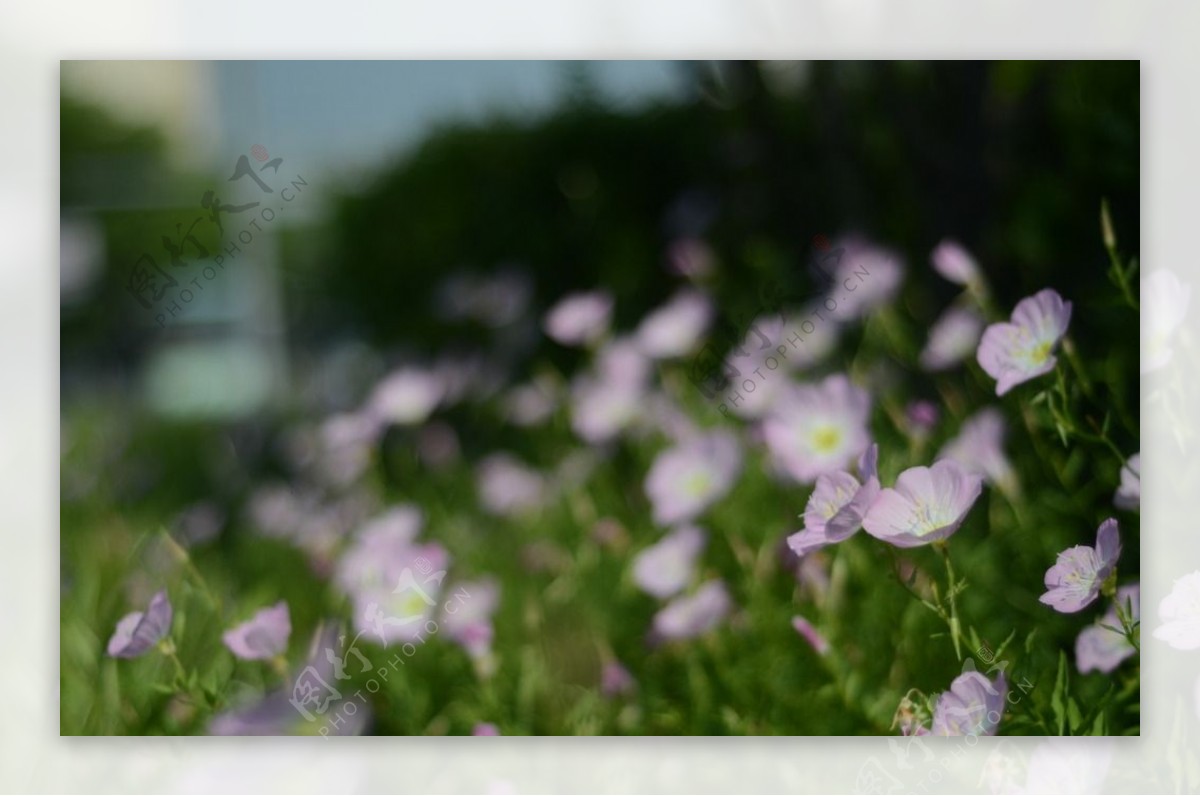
<box><xmin>811</xmin><ymin>425</ymin><xmax>842</xmax><ymax>454</ymax></box>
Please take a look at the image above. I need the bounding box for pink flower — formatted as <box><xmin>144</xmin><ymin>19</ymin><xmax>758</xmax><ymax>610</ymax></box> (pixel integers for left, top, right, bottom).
<box><xmin>1113</xmin><ymin>453</ymin><xmax>1140</xmax><ymax>511</ymax></box>
<box><xmin>544</xmin><ymin>290</ymin><xmax>613</xmax><ymax>347</ymax></box>
<box><xmin>1076</xmin><ymin>585</ymin><xmax>1139</xmax><ymax>674</ymax></box>
<box><xmin>107</xmin><ymin>590</ymin><xmax>173</xmax><ymax>658</ymax></box>
<box><xmin>905</xmin><ymin>400</ymin><xmax>940</xmax><ymax>438</ymax></box>
<box><xmin>931</xmin><ymin>240</ymin><xmax>982</xmax><ymax>287</ymax></box>
<box><xmin>920</xmin><ymin>306</ymin><xmax>985</xmax><ymax>371</ymax></box>
<box><xmin>635</xmin><ymin>289</ymin><xmax>714</xmax><ymax>359</ymax></box>
<box><xmin>977</xmin><ymin>288</ymin><xmax>1072</xmax><ymax>396</ymax></box>
<box><xmin>601</xmin><ymin>660</ymin><xmax>637</xmax><ymax>697</ymax></box>
<box><xmin>367</xmin><ymin>367</ymin><xmax>445</xmax><ymax>425</ymax></box>
<box><xmin>787</xmin><ymin>444</ymin><xmax>880</xmax><ymax>556</ymax></box>
<box><xmin>472</xmin><ymin>722</ymin><xmax>501</xmax><ymax>736</ymax></box>
<box><xmin>570</xmin><ymin>337</ymin><xmax>649</xmax><ymax>444</ymax></box>
<box><xmin>762</xmin><ymin>373</ymin><xmax>872</xmax><ymax>484</ymax></box>
<box><xmin>862</xmin><ymin>459</ymin><xmax>983</xmax><ymax>548</ymax></box>
<box><xmin>476</xmin><ymin>453</ymin><xmax>546</xmax><ymax>517</ymax></box>
<box><xmin>652</xmin><ymin>580</ymin><xmax>732</xmax><ymax>641</ymax></box>
<box><xmin>791</xmin><ymin>616</ymin><xmax>830</xmax><ymax>656</ymax></box>
<box><xmin>223</xmin><ymin>601</ymin><xmax>291</xmax><ymax>660</ymax></box>
<box><xmin>442</xmin><ymin>578</ymin><xmax>500</xmax><ymax>663</ymax></box>
<box><xmin>937</xmin><ymin>408</ymin><xmax>1017</xmax><ymax>493</ymax></box>
<box><xmin>930</xmin><ymin>669</ymin><xmax>1007</xmax><ymax>736</ymax></box>
<box><xmin>632</xmin><ymin>525</ymin><xmax>706</xmax><ymax>598</ymax></box>
<box><xmin>644</xmin><ymin>430</ymin><xmax>742</xmax><ymax>526</ymax></box>
<box><xmin>1040</xmin><ymin>519</ymin><xmax>1121</xmax><ymax>613</ymax></box>
<box><xmin>826</xmin><ymin>238</ymin><xmax>904</xmax><ymax>319</ymax></box>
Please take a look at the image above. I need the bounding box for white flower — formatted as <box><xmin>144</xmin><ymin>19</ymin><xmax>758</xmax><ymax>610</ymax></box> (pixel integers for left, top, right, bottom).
<box><xmin>1153</xmin><ymin>571</ymin><xmax>1200</xmax><ymax>650</ymax></box>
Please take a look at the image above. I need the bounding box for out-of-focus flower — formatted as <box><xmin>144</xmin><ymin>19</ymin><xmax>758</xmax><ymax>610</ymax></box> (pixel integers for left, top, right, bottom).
<box><xmin>938</xmin><ymin>408</ymin><xmax>1017</xmax><ymax>494</ymax></box>
<box><xmin>503</xmin><ymin>380</ymin><xmax>558</xmax><ymax>428</ymax></box>
<box><xmin>632</xmin><ymin>525</ymin><xmax>706</xmax><ymax>598</ymax></box>
<box><xmin>905</xmin><ymin>400</ymin><xmax>940</xmax><ymax>439</ymax></box>
<box><xmin>931</xmin><ymin>240</ymin><xmax>982</xmax><ymax>287</ymax></box>
<box><xmin>791</xmin><ymin>616</ymin><xmax>830</xmax><ymax>656</ymax></box>
<box><xmin>1076</xmin><ymin>585</ymin><xmax>1139</xmax><ymax>674</ymax></box>
<box><xmin>652</xmin><ymin>580</ymin><xmax>732</xmax><ymax>641</ymax></box>
<box><xmin>417</xmin><ymin>420</ymin><xmax>461</xmax><ymax>470</ymax></box>
<box><xmin>1040</xmin><ymin>519</ymin><xmax>1121</xmax><ymax>614</ymax></box>
<box><xmin>1019</xmin><ymin>739</ymin><xmax>1113</xmax><ymax>795</ymax></box>
<box><xmin>788</xmin><ymin>444</ymin><xmax>880</xmax><ymax>556</ymax></box>
<box><xmin>367</xmin><ymin>367</ymin><xmax>444</xmax><ymax>426</ymax></box>
<box><xmin>336</xmin><ymin>511</ymin><xmax>450</xmax><ymax>647</ymax></box>
<box><xmin>826</xmin><ymin>238</ymin><xmax>904</xmax><ymax>319</ymax></box>
<box><xmin>977</xmin><ymin>289</ymin><xmax>1072</xmax><ymax>396</ymax></box>
<box><xmin>570</xmin><ymin>337</ymin><xmax>649</xmax><ymax>444</ymax></box>
<box><xmin>920</xmin><ymin>306</ymin><xmax>985</xmax><ymax>372</ymax></box>
<box><xmin>1153</xmin><ymin>570</ymin><xmax>1200</xmax><ymax>650</ymax></box>
<box><xmin>436</xmin><ymin>268</ymin><xmax>531</xmax><ymax>328</ymax></box>
<box><xmin>1114</xmin><ymin>452</ymin><xmax>1140</xmax><ymax>511</ymax></box>
<box><xmin>763</xmin><ymin>373</ymin><xmax>872</xmax><ymax>484</ymax></box>
<box><xmin>666</xmin><ymin>237</ymin><xmax>716</xmax><ymax>280</ymax></box>
<box><xmin>929</xmin><ymin>670</ymin><xmax>1007</xmax><ymax>736</ymax></box>
<box><xmin>476</xmin><ymin>453</ymin><xmax>546</xmax><ymax>517</ymax></box>
<box><xmin>316</xmin><ymin>411</ymin><xmax>379</xmax><ymax>486</ymax></box>
<box><xmin>223</xmin><ymin>601</ymin><xmax>291</xmax><ymax>661</ymax></box>
<box><xmin>107</xmin><ymin>590</ymin><xmax>173</xmax><ymax>658</ymax></box>
<box><xmin>636</xmin><ymin>289</ymin><xmax>714</xmax><ymax>359</ymax></box>
<box><xmin>644</xmin><ymin>430</ymin><xmax>742</xmax><ymax>525</ymax></box>
<box><xmin>1143</xmin><ymin>269</ymin><xmax>1191</xmax><ymax>372</ymax></box>
<box><xmin>863</xmin><ymin>459</ymin><xmax>983</xmax><ymax>548</ymax></box>
<box><xmin>173</xmin><ymin>501</ymin><xmax>225</xmax><ymax>546</ymax></box>
<box><xmin>472</xmin><ymin>722</ymin><xmax>501</xmax><ymax>736</ymax></box>
<box><xmin>601</xmin><ymin>660</ymin><xmax>637</xmax><ymax>698</ymax></box>
<box><xmin>544</xmin><ymin>290</ymin><xmax>614</xmax><ymax>347</ymax></box>
<box><xmin>442</xmin><ymin>578</ymin><xmax>500</xmax><ymax>667</ymax></box>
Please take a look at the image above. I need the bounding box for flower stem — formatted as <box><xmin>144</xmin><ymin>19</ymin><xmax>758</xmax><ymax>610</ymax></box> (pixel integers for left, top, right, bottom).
<box><xmin>935</xmin><ymin>543</ymin><xmax>964</xmax><ymax>663</ymax></box>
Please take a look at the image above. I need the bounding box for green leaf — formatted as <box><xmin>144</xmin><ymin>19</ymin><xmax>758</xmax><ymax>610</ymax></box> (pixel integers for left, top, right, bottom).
<box><xmin>1050</xmin><ymin>651</ymin><xmax>1069</xmax><ymax>736</ymax></box>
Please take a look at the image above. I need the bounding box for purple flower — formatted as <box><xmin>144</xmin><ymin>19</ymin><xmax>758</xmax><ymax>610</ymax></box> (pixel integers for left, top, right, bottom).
<box><xmin>791</xmin><ymin>616</ymin><xmax>830</xmax><ymax>656</ymax></box>
<box><xmin>476</xmin><ymin>453</ymin><xmax>546</xmax><ymax>517</ymax></box>
<box><xmin>472</xmin><ymin>722</ymin><xmax>501</xmax><ymax>736</ymax></box>
<box><xmin>570</xmin><ymin>337</ymin><xmax>649</xmax><ymax>444</ymax></box>
<box><xmin>827</xmin><ymin>238</ymin><xmax>904</xmax><ymax>319</ymax></box>
<box><xmin>632</xmin><ymin>525</ymin><xmax>706</xmax><ymax>598</ymax></box>
<box><xmin>223</xmin><ymin>601</ymin><xmax>291</xmax><ymax>661</ymax></box>
<box><xmin>652</xmin><ymin>580</ymin><xmax>732</xmax><ymax>641</ymax></box>
<box><xmin>1114</xmin><ymin>453</ymin><xmax>1140</xmax><ymax>511</ymax></box>
<box><xmin>931</xmin><ymin>240</ymin><xmax>982</xmax><ymax>287</ymax></box>
<box><xmin>441</xmin><ymin>578</ymin><xmax>500</xmax><ymax>662</ymax></box>
<box><xmin>905</xmin><ymin>400</ymin><xmax>940</xmax><ymax>438</ymax></box>
<box><xmin>644</xmin><ymin>430</ymin><xmax>742</xmax><ymax>526</ymax></box>
<box><xmin>762</xmin><ymin>373</ymin><xmax>872</xmax><ymax>484</ymax></box>
<box><xmin>937</xmin><ymin>408</ymin><xmax>1017</xmax><ymax>494</ymax></box>
<box><xmin>1040</xmin><ymin>519</ymin><xmax>1121</xmax><ymax>613</ymax></box>
<box><xmin>503</xmin><ymin>380</ymin><xmax>558</xmax><ymax>428</ymax></box>
<box><xmin>1153</xmin><ymin>570</ymin><xmax>1200</xmax><ymax>650</ymax></box>
<box><xmin>1076</xmin><ymin>585</ymin><xmax>1139</xmax><ymax>674</ymax></box>
<box><xmin>929</xmin><ymin>670</ymin><xmax>1007</xmax><ymax>736</ymax></box>
<box><xmin>920</xmin><ymin>305</ymin><xmax>985</xmax><ymax>372</ymax></box>
<box><xmin>977</xmin><ymin>288</ymin><xmax>1073</xmax><ymax>396</ymax></box>
<box><xmin>635</xmin><ymin>289</ymin><xmax>714</xmax><ymax>359</ymax></box>
<box><xmin>107</xmin><ymin>590</ymin><xmax>173</xmax><ymax>658</ymax></box>
<box><xmin>367</xmin><ymin>367</ymin><xmax>445</xmax><ymax>425</ymax></box>
<box><xmin>544</xmin><ymin>289</ymin><xmax>614</xmax><ymax>347</ymax></box>
<box><xmin>862</xmin><ymin>459</ymin><xmax>983</xmax><ymax>548</ymax></box>
<box><xmin>787</xmin><ymin>444</ymin><xmax>880</xmax><ymax>556</ymax></box>
<box><xmin>601</xmin><ymin>660</ymin><xmax>637</xmax><ymax>697</ymax></box>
